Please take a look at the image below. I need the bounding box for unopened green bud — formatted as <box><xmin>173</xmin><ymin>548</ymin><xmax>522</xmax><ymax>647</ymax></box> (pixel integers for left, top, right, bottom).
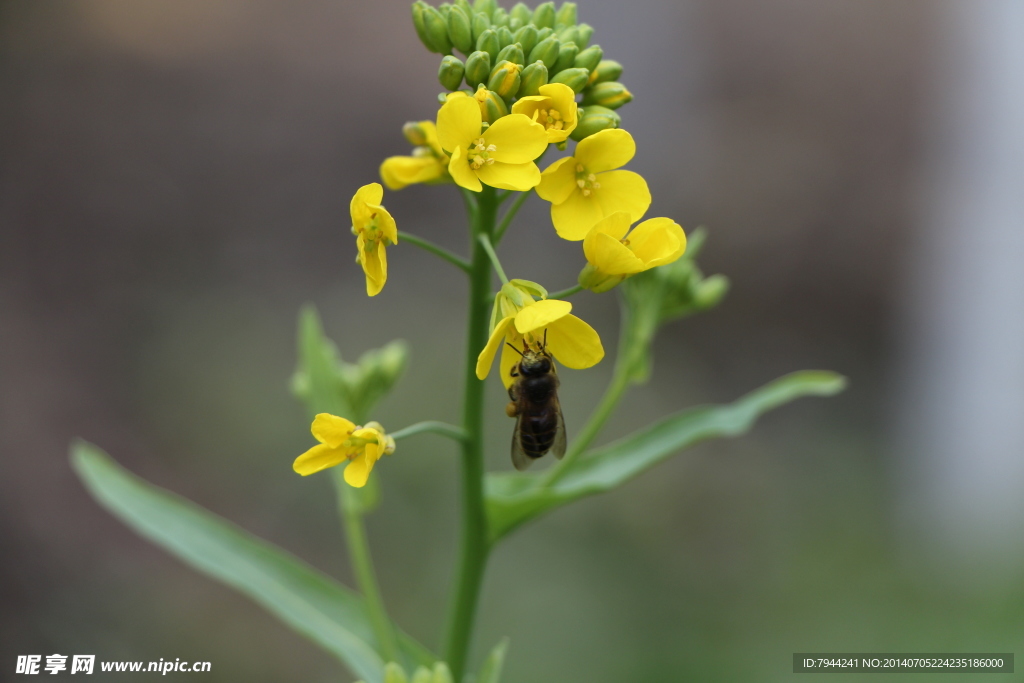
<box><xmin>536</xmin><ymin>26</ymin><xmax>554</xmax><ymax>41</ymax></box>
<box><xmin>487</xmin><ymin>60</ymin><xmax>522</xmax><ymax>100</ymax></box>
<box><xmin>583</xmin><ymin>80</ymin><xmax>632</xmax><ymax>109</ymax></box>
<box><xmin>513</xmin><ymin>25</ymin><xmax>539</xmax><ymax>55</ymax></box>
<box><xmin>694</xmin><ymin>275</ymin><xmax>729</xmax><ymax>310</ymax></box>
<box><xmin>384</xmin><ymin>662</ymin><xmax>408</xmax><ymax>683</ymax></box>
<box><xmin>410</xmin><ymin>667</ymin><xmax>432</xmax><ymax>683</ymax></box>
<box><xmin>471</xmin><ymin>12</ymin><xmax>491</xmax><ymax>42</ymax></box>
<box><xmin>438</xmin><ymin>3</ymin><xmax>452</xmax><ymax>19</ymax></box>
<box><xmin>411</xmin><ymin>2</ymin><xmax>434</xmax><ymax>52</ymax></box>
<box><xmin>447</xmin><ymin>5</ymin><xmax>474</xmax><ymax>53</ymax></box>
<box><xmin>508</xmin><ymin>17</ymin><xmax>523</xmax><ymax>32</ymax></box>
<box><xmin>473</xmin><ymin>0</ymin><xmax>496</xmax><ymax>14</ymax></box>
<box><xmin>528</xmin><ymin>36</ymin><xmax>560</xmax><ymax>70</ymax></box>
<box><xmin>589</xmin><ymin>59</ymin><xmax>623</xmax><ymax>85</ymax></box>
<box><xmin>496</xmin><ymin>26</ymin><xmax>514</xmax><ymax>49</ymax></box>
<box><xmin>576</xmin><ymin>22</ymin><xmax>593</xmax><ymax>48</ymax></box>
<box><xmin>569</xmin><ymin>104</ymin><xmax>619</xmax><ymax>140</ymax></box>
<box><xmin>491</xmin><ymin>7</ymin><xmax>508</xmax><ymax>27</ymax></box>
<box><xmin>438</xmin><ymin>55</ymin><xmax>465</xmax><ymax>90</ymax></box>
<box><xmin>454</xmin><ymin>0</ymin><xmax>472</xmax><ymax>14</ymax></box>
<box><xmin>476</xmin><ymin>88</ymin><xmax>509</xmax><ymax>123</ymax></box>
<box><xmin>496</xmin><ymin>42</ymin><xmax>525</xmax><ymax>66</ymax></box>
<box><xmin>519</xmin><ymin>60</ymin><xmax>549</xmax><ymax>97</ymax></box>
<box><xmin>532</xmin><ymin>1</ymin><xmax>556</xmax><ymax>28</ymax></box>
<box><xmin>431</xmin><ymin>663</ymin><xmax>453</xmax><ymax>683</ymax></box>
<box><xmin>555</xmin><ymin>2</ymin><xmax>578</xmax><ymax>28</ymax></box>
<box><xmin>464</xmin><ymin>50</ymin><xmax>492</xmax><ymax>88</ymax></box>
<box><xmin>510</xmin><ymin>2</ymin><xmax>532</xmax><ymax>25</ymax></box>
<box><xmin>574</xmin><ymin>44</ymin><xmax>603</xmax><ymax>72</ymax></box>
<box><xmin>553</xmin><ymin>41</ymin><xmax>578</xmax><ymax>73</ymax></box>
<box><xmin>475</xmin><ymin>28</ymin><xmax>500</xmax><ymax>61</ymax></box>
<box><xmin>550</xmin><ymin>66</ymin><xmax>589</xmax><ymax>93</ymax></box>
<box><xmin>421</xmin><ymin>4</ymin><xmax>453</xmax><ymax>54</ymax></box>
<box><xmin>402</xmin><ymin>121</ymin><xmax>430</xmax><ymax>146</ymax></box>
<box><xmin>557</xmin><ymin>25</ymin><xmax>579</xmax><ymax>46</ymax></box>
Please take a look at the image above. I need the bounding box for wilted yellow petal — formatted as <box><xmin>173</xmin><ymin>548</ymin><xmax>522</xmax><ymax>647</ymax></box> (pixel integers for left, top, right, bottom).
<box><xmin>476</xmin><ymin>316</ymin><xmax>515</xmax><ymax>379</ymax></box>
<box><xmin>546</xmin><ymin>314</ymin><xmax>605</xmax><ymax>369</ymax></box>
<box><xmin>311</xmin><ymin>413</ymin><xmax>356</xmax><ymax>446</ymax></box>
<box><xmin>575</xmin><ymin>129</ymin><xmax>636</xmax><ymax>173</ymax></box>
<box><xmin>550</xmin><ymin>188</ymin><xmax>605</xmax><ymax>240</ymax></box>
<box><xmin>448</xmin><ymin>146</ymin><xmax>483</xmax><ymax>192</ymax></box>
<box><xmin>436</xmin><ymin>95</ymin><xmax>481</xmax><ymax>154</ymax></box>
<box><xmin>293</xmin><ymin>443</ymin><xmax>347</xmax><ymax>476</ymax></box>
<box><xmin>477</xmin><ymin>161</ymin><xmax>541</xmax><ymax>191</ymax></box>
<box><xmin>515</xmin><ymin>298</ymin><xmax>572</xmax><ymax>333</ymax></box>
<box><xmin>536</xmin><ymin>157</ymin><xmax>578</xmax><ymax>204</ymax></box>
<box><xmin>628</xmin><ymin>217</ymin><xmax>686</xmax><ymax>267</ymax></box>
<box><xmin>362</xmin><ymin>242</ymin><xmax>387</xmax><ymax>297</ymax></box>
<box><xmin>482</xmin><ymin>114</ymin><xmax>548</xmax><ymax>164</ymax></box>
<box><xmin>593</xmin><ymin>170</ymin><xmax>651</xmax><ymax>224</ymax></box>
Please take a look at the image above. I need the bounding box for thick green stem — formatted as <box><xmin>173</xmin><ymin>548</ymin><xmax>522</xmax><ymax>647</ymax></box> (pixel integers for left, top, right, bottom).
<box><xmin>444</xmin><ymin>186</ymin><xmax>497</xmax><ymax>679</ymax></box>
<box><xmin>333</xmin><ymin>474</ymin><xmax>399</xmax><ymax>662</ymax></box>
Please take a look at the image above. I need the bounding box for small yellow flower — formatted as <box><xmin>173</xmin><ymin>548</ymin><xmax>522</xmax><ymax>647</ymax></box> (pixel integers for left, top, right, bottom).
<box><xmin>379</xmin><ymin>121</ymin><xmax>451</xmax><ymax>191</ymax></box>
<box><xmin>535</xmin><ymin>128</ymin><xmax>651</xmax><ymax>241</ymax></box>
<box><xmin>350</xmin><ymin>183</ymin><xmax>398</xmax><ymax>297</ymax></box>
<box><xmin>511</xmin><ymin>83</ymin><xmax>578</xmax><ymax>143</ymax></box>
<box><xmin>579</xmin><ymin>212</ymin><xmax>687</xmax><ymax>292</ymax></box>
<box><xmin>435</xmin><ymin>93</ymin><xmax>548</xmax><ymax>192</ymax></box>
<box><xmin>293</xmin><ymin>413</ymin><xmax>396</xmax><ymax>487</ymax></box>
<box><xmin>476</xmin><ymin>282</ymin><xmax>604</xmax><ymax>388</ymax></box>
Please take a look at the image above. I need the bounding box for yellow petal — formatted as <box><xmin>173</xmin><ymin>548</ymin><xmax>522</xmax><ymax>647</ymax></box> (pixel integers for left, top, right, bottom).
<box><xmin>477</xmin><ymin>160</ymin><xmax>540</xmax><ymax>191</ymax></box>
<box><xmin>585</xmin><ymin>231</ymin><xmax>645</xmax><ymax>275</ymax></box>
<box><xmin>350</xmin><ymin>183</ymin><xmax>383</xmax><ymax>228</ymax></box>
<box><xmin>482</xmin><ymin>114</ymin><xmax>548</xmax><ymax>164</ymax></box>
<box><xmin>436</xmin><ymin>96</ymin><xmax>481</xmax><ymax>154</ymax></box>
<box><xmin>499</xmin><ymin>330</ymin><xmax>522</xmax><ymax>389</ymax></box>
<box><xmin>476</xmin><ymin>316</ymin><xmax>515</xmax><ymax>379</ymax></box>
<box><xmin>574</xmin><ymin>129</ymin><xmax>636</xmax><ymax>173</ymax></box>
<box><xmin>594</xmin><ymin>170</ymin><xmax>651</xmax><ymax>224</ymax></box>
<box><xmin>546</xmin><ymin>314</ymin><xmax>605</xmax><ymax>369</ymax></box>
<box><xmin>550</xmin><ymin>188</ymin><xmax>605</xmax><ymax>240</ymax></box>
<box><xmin>588</xmin><ymin>211</ymin><xmax>632</xmax><ymax>241</ymax></box>
<box><xmin>536</xmin><ymin>157</ymin><xmax>578</xmax><ymax>204</ymax></box>
<box><xmin>420</xmin><ymin>120</ymin><xmax>445</xmax><ymax>157</ymax></box>
<box><xmin>311</xmin><ymin>413</ymin><xmax>356</xmax><ymax>446</ymax></box>
<box><xmin>448</xmin><ymin>146</ymin><xmax>483</xmax><ymax>192</ymax></box>
<box><xmin>510</xmin><ymin>95</ymin><xmax>548</xmax><ymax>117</ymax></box>
<box><xmin>539</xmin><ymin>83</ymin><xmax>578</xmax><ymax>134</ymax></box>
<box><xmin>628</xmin><ymin>217</ymin><xmax>686</xmax><ymax>267</ymax></box>
<box><xmin>515</xmin><ymin>298</ymin><xmax>572</xmax><ymax>333</ymax></box>
<box><xmin>362</xmin><ymin>241</ymin><xmax>387</xmax><ymax>297</ymax></box>
<box><xmin>343</xmin><ymin>450</ymin><xmax>374</xmax><ymax>488</ymax></box>
<box><xmin>293</xmin><ymin>443</ymin><xmax>347</xmax><ymax>476</ymax></box>
<box><xmin>374</xmin><ymin>204</ymin><xmax>398</xmax><ymax>244</ymax></box>
<box><xmin>380</xmin><ymin>155</ymin><xmax>444</xmax><ymax>191</ymax></box>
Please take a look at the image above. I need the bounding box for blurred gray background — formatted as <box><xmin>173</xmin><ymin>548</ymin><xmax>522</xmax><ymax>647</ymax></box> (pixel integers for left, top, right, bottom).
<box><xmin>2</xmin><ymin>1</ymin><xmax>1023</xmax><ymax>681</ymax></box>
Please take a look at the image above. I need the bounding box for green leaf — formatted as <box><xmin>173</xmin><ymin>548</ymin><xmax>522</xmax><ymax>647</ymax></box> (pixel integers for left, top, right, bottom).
<box><xmin>485</xmin><ymin>371</ymin><xmax>846</xmax><ymax>540</ymax></box>
<box><xmin>476</xmin><ymin>638</ymin><xmax>510</xmax><ymax>683</ymax></box>
<box><xmin>71</xmin><ymin>442</ymin><xmax>435</xmax><ymax>680</ymax></box>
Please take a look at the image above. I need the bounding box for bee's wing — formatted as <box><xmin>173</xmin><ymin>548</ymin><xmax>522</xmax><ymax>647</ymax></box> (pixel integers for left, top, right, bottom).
<box><xmin>511</xmin><ymin>414</ymin><xmax>534</xmax><ymax>471</ymax></box>
<box><xmin>550</xmin><ymin>395</ymin><xmax>567</xmax><ymax>460</ymax></box>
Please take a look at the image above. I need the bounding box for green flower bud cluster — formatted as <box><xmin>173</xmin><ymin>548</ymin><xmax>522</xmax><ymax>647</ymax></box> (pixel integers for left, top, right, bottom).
<box><xmin>413</xmin><ymin>0</ymin><xmax>631</xmax><ymax>139</ymax></box>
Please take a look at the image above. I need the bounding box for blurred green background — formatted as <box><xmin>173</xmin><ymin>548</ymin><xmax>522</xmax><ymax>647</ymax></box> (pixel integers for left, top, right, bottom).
<box><xmin>2</xmin><ymin>1</ymin><xmax>1023</xmax><ymax>681</ymax></box>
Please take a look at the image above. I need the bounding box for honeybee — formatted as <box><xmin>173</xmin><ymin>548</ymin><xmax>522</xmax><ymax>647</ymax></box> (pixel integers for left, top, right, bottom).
<box><xmin>505</xmin><ymin>335</ymin><xmax>566</xmax><ymax>471</ymax></box>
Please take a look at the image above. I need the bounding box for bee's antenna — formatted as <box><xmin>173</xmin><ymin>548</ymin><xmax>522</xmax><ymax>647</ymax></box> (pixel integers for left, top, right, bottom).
<box><xmin>506</xmin><ymin>342</ymin><xmax>525</xmax><ymax>357</ymax></box>
<box><xmin>542</xmin><ymin>329</ymin><xmax>548</xmax><ymax>350</ymax></box>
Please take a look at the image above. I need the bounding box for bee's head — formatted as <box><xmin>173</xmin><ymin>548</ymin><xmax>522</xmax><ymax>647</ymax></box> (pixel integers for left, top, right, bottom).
<box><xmin>519</xmin><ymin>350</ymin><xmax>551</xmax><ymax>376</ymax></box>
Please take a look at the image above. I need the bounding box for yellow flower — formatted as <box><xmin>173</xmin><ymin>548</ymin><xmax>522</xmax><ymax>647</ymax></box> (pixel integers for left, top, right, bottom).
<box><xmin>535</xmin><ymin>128</ymin><xmax>651</xmax><ymax>241</ymax></box>
<box><xmin>476</xmin><ymin>282</ymin><xmax>604</xmax><ymax>389</ymax></box>
<box><xmin>379</xmin><ymin>121</ymin><xmax>450</xmax><ymax>191</ymax></box>
<box><xmin>350</xmin><ymin>183</ymin><xmax>397</xmax><ymax>297</ymax></box>
<box><xmin>435</xmin><ymin>93</ymin><xmax>548</xmax><ymax>192</ymax></box>
<box><xmin>511</xmin><ymin>83</ymin><xmax>578</xmax><ymax>143</ymax></box>
<box><xmin>293</xmin><ymin>413</ymin><xmax>396</xmax><ymax>487</ymax></box>
<box><xmin>579</xmin><ymin>212</ymin><xmax>687</xmax><ymax>292</ymax></box>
